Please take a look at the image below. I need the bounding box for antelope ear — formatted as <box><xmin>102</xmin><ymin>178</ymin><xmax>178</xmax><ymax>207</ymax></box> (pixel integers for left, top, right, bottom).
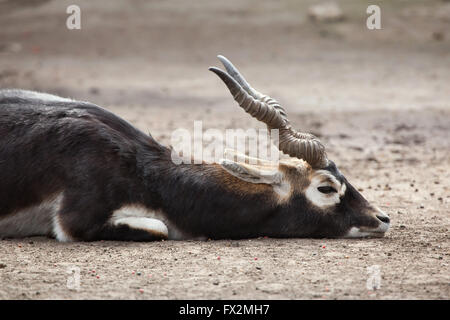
<box><xmin>219</xmin><ymin>159</ymin><xmax>282</xmax><ymax>185</ymax></box>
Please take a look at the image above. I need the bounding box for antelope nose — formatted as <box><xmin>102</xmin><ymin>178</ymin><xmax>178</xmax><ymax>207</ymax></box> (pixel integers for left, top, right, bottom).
<box><xmin>376</xmin><ymin>214</ymin><xmax>390</xmax><ymax>224</ymax></box>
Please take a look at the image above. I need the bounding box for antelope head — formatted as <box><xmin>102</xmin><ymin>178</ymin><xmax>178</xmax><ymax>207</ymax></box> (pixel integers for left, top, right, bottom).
<box><xmin>210</xmin><ymin>55</ymin><xmax>390</xmax><ymax>238</ymax></box>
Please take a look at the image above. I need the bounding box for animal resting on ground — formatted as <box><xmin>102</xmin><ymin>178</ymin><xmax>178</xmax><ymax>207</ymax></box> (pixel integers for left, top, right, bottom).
<box><xmin>0</xmin><ymin>55</ymin><xmax>390</xmax><ymax>241</ymax></box>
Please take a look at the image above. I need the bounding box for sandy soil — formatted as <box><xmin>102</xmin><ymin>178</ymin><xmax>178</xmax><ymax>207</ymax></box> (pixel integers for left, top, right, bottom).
<box><xmin>0</xmin><ymin>0</ymin><xmax>449</xmax><ymax>299</ymax></box>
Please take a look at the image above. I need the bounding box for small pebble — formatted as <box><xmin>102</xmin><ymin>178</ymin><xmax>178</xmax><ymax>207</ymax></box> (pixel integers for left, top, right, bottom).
<box><xmin>139</xmin><ymin>289</ymin><xmax>144</xmax><ymax>293</ymax></box>
<box><xmin>137</xmin><ymin>272</ymin><xmax>141</xmax><ymax>276</ymax></box>
<box><xmin>0</xmin><ymin>263</ymin><xmax>6</xmax><ymax>269</ymax></box>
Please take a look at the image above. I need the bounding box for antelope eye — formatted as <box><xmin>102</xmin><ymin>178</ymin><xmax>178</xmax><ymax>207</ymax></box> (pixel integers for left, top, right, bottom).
<box><xmin>317</xmin><ymin>186</ymin><xmax>337</xmax><ymax>194</ymax></box>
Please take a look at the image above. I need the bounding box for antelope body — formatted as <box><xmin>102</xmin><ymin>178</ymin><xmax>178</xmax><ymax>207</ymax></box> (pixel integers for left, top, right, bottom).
<box><xmin>0</xmin><ymin>56</ymin><xmax>389</xmax><ymax>241</ymax></box>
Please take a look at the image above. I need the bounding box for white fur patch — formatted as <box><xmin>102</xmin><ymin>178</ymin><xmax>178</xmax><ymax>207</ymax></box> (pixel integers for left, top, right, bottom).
<box><xmin>273</xmin><ymin>181</ymin><xmax>292</xmax><ymax>202</ymax></box>
<box><xmin>344</xmin><ymin>225</ymin><xmax>388</xmax><ymax>238</ymax></box>
<box><xmin>345</xmin><ymin>209</ymin><xmax>390</xmax><ymax>238</ymax></box>
<box><xmin>0</xmin><ymin>192</ymin><xmax>65</xmax><ymax>239</ymax></box>
<box><xmin>114</xmin><ymin>217</ymin><xmax>169</xmax><ymax>237</ymax></box>
<box><xmin>110</xmin><ymin>205</ymin><xmax>199</xmax><ymax>240</ymax></box>
<box><xmin>305</xmin><ymin>170</ymin><xmax>346</xmax><ymax>208</ymax></box>
<box><xmin>219</xmin><ymin>158</ymin><xmax>282</xmax><ymax>185</ymax></box>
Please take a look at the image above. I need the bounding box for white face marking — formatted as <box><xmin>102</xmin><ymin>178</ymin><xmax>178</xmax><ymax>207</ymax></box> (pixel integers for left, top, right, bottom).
<box><xmin>305</xmin><ymin>170</ymin><xmax>346</xmax><ymax>209</ymax></box>
<box><xmin>0</xmin><ymin>192</ymin><xmax>65</xmax><ymax>239</ymax></box>
<box><xmin>110</xmin><ymin>205</ymin><xmax>203</xmax><ymax>240</ymax></box>
<box><xmin>375</xmin><ymin>207</ymin><xmax>390</xmax><ymax>221</ymax></box>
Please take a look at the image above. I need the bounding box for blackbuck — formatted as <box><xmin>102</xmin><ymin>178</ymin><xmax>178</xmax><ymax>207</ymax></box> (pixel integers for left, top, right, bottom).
<box><xmin>0</xmin><ymin>56</ymin><xmax>390</xmax><ymax>242</ymax></box>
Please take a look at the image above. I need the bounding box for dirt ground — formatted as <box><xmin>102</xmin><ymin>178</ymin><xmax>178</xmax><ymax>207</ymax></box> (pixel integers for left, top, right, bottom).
<box><xmin>0</xmin><ymin>0</ymin><xmax>449</xmax><ymax>300</ymax></box>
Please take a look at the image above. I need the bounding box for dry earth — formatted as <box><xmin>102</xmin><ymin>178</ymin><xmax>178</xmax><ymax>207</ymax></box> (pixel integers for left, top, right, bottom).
<box><xmin>0</xmin><ymin>0</ymin><xmax>449</xmax><ymax>299</ymax></box>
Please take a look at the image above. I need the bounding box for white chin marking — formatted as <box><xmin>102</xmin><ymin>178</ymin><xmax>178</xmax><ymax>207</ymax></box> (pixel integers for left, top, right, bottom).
<box><xmin>114</xmin><ymin>217</ymin><xmax>169</xmax><ymax>238</ymax></box>
<box><xmin>376</xmin><ymin>207</ymin><xmax>390</xmax><ymax>221</ymax></box>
